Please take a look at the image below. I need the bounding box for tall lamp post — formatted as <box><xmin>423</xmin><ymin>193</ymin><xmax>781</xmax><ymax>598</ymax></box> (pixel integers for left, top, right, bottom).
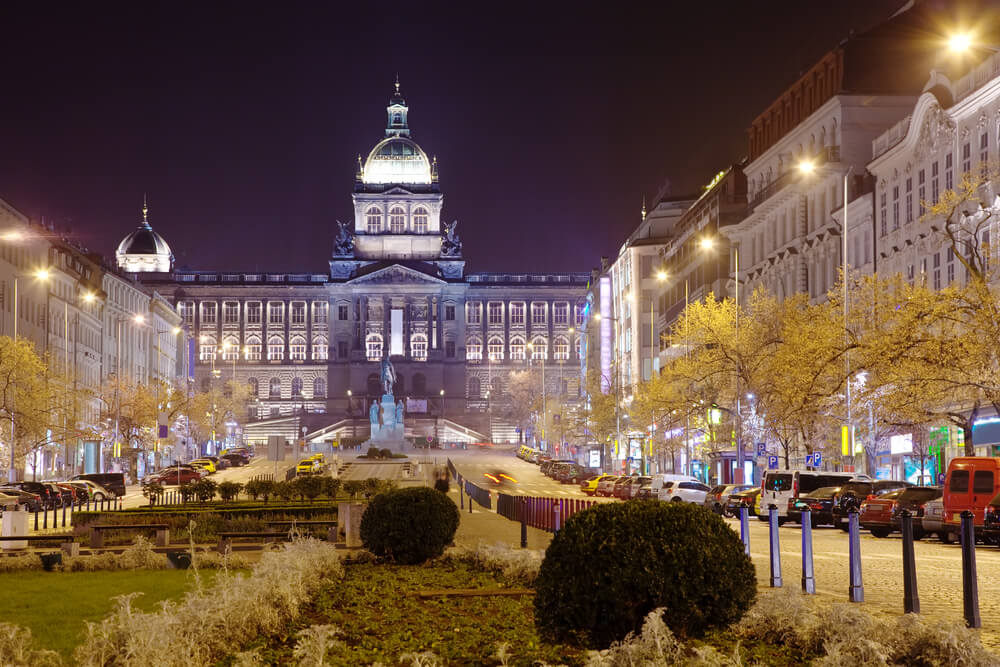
<box><xmin>526</xmin><ymin>342</ymin><xmax>547</xmax><ymax>449</ymax></box>
<box><xmin>438</xmin><ymin>389</ymin><xmax>445</xmax><ymax>444</ymax></box>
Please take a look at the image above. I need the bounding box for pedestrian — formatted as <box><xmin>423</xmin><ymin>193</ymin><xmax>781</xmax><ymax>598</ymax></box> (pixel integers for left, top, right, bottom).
<box><xmin>433</xmin><ymin>470</ymin><xmax>450</xmax><ymax>493</ymax></box>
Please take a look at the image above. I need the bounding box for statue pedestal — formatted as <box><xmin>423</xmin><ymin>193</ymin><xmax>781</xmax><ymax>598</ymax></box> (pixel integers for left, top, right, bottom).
<box><xmin>366</xmin><ymin>394</ymin><xmax>406</xmax><ymax>451</ymax></box>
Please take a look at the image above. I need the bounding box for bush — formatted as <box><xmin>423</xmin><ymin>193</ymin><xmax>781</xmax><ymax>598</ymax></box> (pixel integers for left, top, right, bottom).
<box><xmin>293</xmin><ymin>475</ymin><xmax>326</xmax><ymax>501</ymax></box>
<box><xmin>360</xmin><ymin>487</ymin><xmax>459</xmax><ymax>564</ymax></box>
<box><xmin>361</xmin><ymin>478</ymin><xmax>381</xmax><ymax>498</ymax></box>
<box><xmin>378</xmin><ymin>448</ymin><xmax>393</xmax><ymax>459</ymax></box>
<box><xmin>142</xmin><ymin>482</ymin><xmax>165</xmax><ymax>505</ymax></box>
<box><xmin>192</xmin><ymin>479</ymin><xmax>218</xmax><ymax>502</ymax></box>
<box><xmin>245</xmin><ymin>479</ymin><xmax>275</xmax><ymax>502</ymax></box>
<box><xmin>218</xmin><ymin>481</ymin><xmax>243</xmax><ymax>502</ymax></box>
<box><xmin>342</xmin><ymin>480</ymin><xmax>363</xmax><ymax>499</ymax></box>
<box><xmin>323</xmin><ymin>477</ymin><xmax>342</xmax><ymax>500</ymax></box>
<box><xmin>365</xmin><ymin>446</ymin><xmax>381</xmax><ymax>459</ymax></box>
<box><xmin>273</xmin><ymin>481</ymin><xmax>295</xmax><ymax>501</ymax></box>
<box><xmin>533</xmin><ymin>501</ymin><xmax>756</xmax><ymax>648</ymax></box>
<box><xmin>179</xmin><ymin>483</ymin><xmax>196</xmax><ymax>502</ymax></box>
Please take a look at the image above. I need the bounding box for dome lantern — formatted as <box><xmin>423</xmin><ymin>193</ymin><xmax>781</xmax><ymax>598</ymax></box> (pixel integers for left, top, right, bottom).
<box><xmin>116</xmin><ymin>197</ymin><xmax>174</xmax><ymax>273</ymax></box>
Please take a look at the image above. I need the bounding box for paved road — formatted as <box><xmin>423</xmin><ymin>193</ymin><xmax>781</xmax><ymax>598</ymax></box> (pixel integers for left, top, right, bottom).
<box><xmin>449</xmin><ymin>449</ymin><xmax>603</xmax><ymax>499</ymax></box>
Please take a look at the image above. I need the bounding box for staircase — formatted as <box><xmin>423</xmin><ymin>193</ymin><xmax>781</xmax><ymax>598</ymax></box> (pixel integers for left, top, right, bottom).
<box><xmin>489</xmin><ymin>417</ymin><xmax>520</xmax><ymax>445</ymax></box>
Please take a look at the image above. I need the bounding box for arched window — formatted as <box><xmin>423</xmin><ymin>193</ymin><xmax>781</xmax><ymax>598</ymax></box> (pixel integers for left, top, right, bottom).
<box><xmin>199</xmin><ymin>335</ymin><xmax>216</xmax><ymax>362</ymax></box>
<box><xmin>289</xmin><ymin>335</ymin><xmax>307</xmax><ymax>361</ymax></box>
<box><xmin>553</xmin><ymin>336</ymin><xmax>569</xmax><ymax>361</ymax></box>
<box><xmin>221</xmin><ymin>335</ymin><xmax>239</xmax><ymax>361</ymax></box>
<box><xmin>413</xmin><ymin>207</ymin><xmax>429</xmax><ymax>233</ymax></box>
<box><xmin>466</xmin><ymin>337</ymin><xmax>482</xmax><ymax>361</ymax></box>
<box><xmin>411</xmin><ymin>333</ymin><xmax>428</xmax><ymax>360</ymax></box>
<box><xmin>313</xmin><ymin>377</ymin><xmax>326</xmax><ymax>398</ymax></box>
<box><xmin>291</xmin><ymin>377</ymin><xmax>303</xmax><ymax>397</ymax></box>
<box><xmin>531</xmin><ymin>336</ymin><xmax>547</xmax><ymax>360</ymax></box>
<box><xmin>488</xmin><ymin>336</ymin><xmax>504</xmax><ymax>361</ymax></box>
<box><xmin>389</xmin><ymin>206</ymin><xmax>406</xmax><ymax>233</ymax></box>
<box><xmin>509</xmin><ymin>335</ymin><xmax>525</xmax><ymax>361</ymax></box>
<box><xmin>366</xmin><ymin>206</ymin><xmax>383</xmax><ymax>233</ymax></box>
<box><xmin>311</xmin><ymin>335</ymin><xmax>328</xmax><ymax>361</ymax></box>
<box><xmin>366</xmin><ymin>333</ymin><xmax>383</xmax><ymax>361</ymax></box>
<box><xmin>267</xmin><ymin>336</ymin><xmax>284</xmax><ymax>361</ymax></box>
<box><xmin>367</xmin><ymin>373</ymin><xmax>381</xmax><ymax>396</ymax></box>
<box><xmin>245</xmin><ymin>335</ymin><xmax>261</xmax><ymax>361</ymax></box>
<box><xmin>468</xmin><ymin>376</ymin><xmax>481</xmax><ymax>398</ymax></box>
<box><xmin>392</xmin><ymin>112</ymin><xmax>401</xmax><ymax>125</ymax></box>
<box><xmin>412</xmin><ymin>373</ymin><xmax>427</xmax><ymax>395</ymax></box>
<box><xmin>574</xmin><ymin>336</ymin><xmax>581</xmax><ymax>360</ymax></box>
<box><xmin>247</xmin><ymin>377</ymin><xmax>259</xmax><ymax>397</ymax></box>
<box><xmin>269</xmin><ymin>377</ymin><xmax>281</xmax><ymax>398</ymax></box>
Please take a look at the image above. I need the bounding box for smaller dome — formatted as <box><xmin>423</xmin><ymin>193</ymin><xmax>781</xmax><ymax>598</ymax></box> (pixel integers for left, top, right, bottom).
<box><xmin>116</xmin><ymin>202</ymin><xmax>174</xmax><ymax>273</ymax></box>
<box><xmin>362</xmin><ymin>136</ymin><xmax>432</xmax><ymax>185</ymax></box>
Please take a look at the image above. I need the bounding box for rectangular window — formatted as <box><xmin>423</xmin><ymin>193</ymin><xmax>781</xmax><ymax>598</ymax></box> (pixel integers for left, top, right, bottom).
<box><xmin>312</xmin><ymin>339</ymin><xmax>328</xmax><ymax>360</ymax></box>
<box><xmin>223</xmin><ymin>302</ymin><xmax>239</xmax><ymax>324</ymax></box>
<box><xmin>268</xmin><ymin>302</ymin><xmax>284</xmax><ymax>325</ymax></box>
<box><xmin>290</xmin><ymin>302</ymin><xmax>306</xmax><ymax>325</ymax></box>
<box><xmin>312</xmin><ymin>302</ymin><xmax>328</xmax><ymax>324</ymax></box>
<box><xmin>488</xmin><ymin>302</ymin><xmax>503</xmax><ymax>325</ymax></box>
<box><xmin>466</xmin><ymin>302</ymin><xmax>481</xmax><ymax>325</ymax></box>
<box><xmin>268</xmin><ymin>339</ymin><xmax>284</xmax><ymax>361</ymax></box>
<box><xmin>574</xmin><ymin>304</ymin><xmax>585</xmax><ymax>326</ymax></box>
<box><xmin>178</xmin><ymin>302</ymin><xmax>194</xmax><ymax>326</ymax></box>
<box><xmin>445</xmin><ymin>340</ymin><xmax>455</xmax><ymax>358</ymax></box>
<box><xmin>933</xmin><ymin>252</ymin><xmax>941</xmax><ymax>290</ymax></box>
<box><xmin>981</xmin><ymin>132</ymin><xmax>989</xmax><ymax>165</ymax></box>
<box><xmin>337</xmin><ymin>341</ymin><xmax>348</xmax><ymax>359</ymax></box>
<box><xmin>531</xmin><ymin>302</ymin><xmax>547</xmax><ymax>325</ymax></box>
<box><xmin>290</xmin><ymin>340</ymin><xmax>306</xmax><ymax>361</ymax></box>
<box><xmin>962</xmin><ymin>142</ymin><xmax>971</xmax><ymax>175</ymax></box>
<box><xmin>488</xmin><ymin>338</ymin><xmax>504</xmax><ymax>361</ymax></box>
<box><xmin>553</xmin><ymin>302</ymin><xmax>569</xmax><ymax>325</ymax></box>
<box><xmin>879</xmin><ymin>192</ymin><xmax>887</xmax><ymax>237</ymax></box>
<box><xmin>906</xmin><ymin>264</ymin><xmax>915</xmax><ymax>284</ymax></box>
<box><xmin>917</xmin><ymin>169</ymin><xmax>926</xmax><ymax>216</ymax></box>
<box><xmin>245</xmin><ymin>342</ymin><xmax>261</xmax><ymax>361</ymax></box>
<box><xmin>199</xmin><ymin>340</ymin><xmax>216</xmax><ymax>361</ymax></box>
<box><xmin>510</xmin><ymin>302</ymin><xmax>525</xmax><ymax>325</ymax></box>
<box><xmin>892</xmin><ymin>185</ymin><xmax>899</xmax><ymax>230</ymax></box>
<box><xmin>973</xmin><ymin>470</ymin><xmax>995</xmax><ymax>494</ymax></box>
<box><xmin>466</xmin><ymin>339</ymin><xmax>482</xmax><ymax>360</ymax></box>
<box><xmin>338</xmin><ymin>304</ymin><xmax>349</xmax><ymax>321</ymax></box>
<box><xmin>905</xmin><ymin>178</ymin><xmax>913</xmax><ymax>223</ymax></box>
<box><xmin>444</xmin><ymin>304</ymin><xmax>455</xmax><ymax>321</ymax></box>
<box><xmin>932</xmin><ymin>162</ymin><xmax>939</xmax><ymax>203</ymax></box>
<box><xmin>200</xmin><ymin>302</ymin><xmax>217</xmax><ymax>326</ymax></box>
<box><xmin>945</xmin><ymin>153</ymin><xmax>953</xmax><ymax>191</ymax></box>
<box><xmin>246</xmin><ymin>302</ymin><xmax>262</xmax><ymax>325</ymax></box>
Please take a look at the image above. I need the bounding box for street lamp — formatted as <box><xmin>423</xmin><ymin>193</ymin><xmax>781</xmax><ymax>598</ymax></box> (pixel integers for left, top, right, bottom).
<box><xmin>526</xmin><ymin>342</ymin><xmax>547</xmax><ymax>450</ymax></box>
<box><xmin>438</xmin><ymin>389</ymin><xmax>445</xmax><ymax>444</ymax></box>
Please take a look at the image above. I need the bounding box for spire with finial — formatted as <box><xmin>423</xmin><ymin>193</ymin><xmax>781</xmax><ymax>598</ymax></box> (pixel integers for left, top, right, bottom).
<box><xmin>641</xmin><ymin>196</ymin><xmax>647</xmax><ymax>222</ymax></box>
<box><xmin>385</xmin><ymin>75</ymin><xmax>410</xmax><ymax>137</ymax></box>
<box><xmin>142</xmin><ymin>194</ymin><xmax>151</xmax><ymax>228</ymax></box>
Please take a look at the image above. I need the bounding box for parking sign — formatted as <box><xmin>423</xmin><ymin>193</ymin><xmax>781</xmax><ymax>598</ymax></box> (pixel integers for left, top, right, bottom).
<box><xmin>756</xmin><ymin>442</ymin><xmax>766</xmax><ymax>456</ymax></box>
<box><xmin>814</xmin><ymin>452</ymin><xmax>822</xmax><ymax>467</ymax></box>
<box><xmin>767</xmin><ymin>455</ymin><xmax>778</xmax><ymax>470</ymax></box>
<box><xmin>805</xmin><ymin>454</ymin><xmax>815</xmax><ymax>467</ymax></box>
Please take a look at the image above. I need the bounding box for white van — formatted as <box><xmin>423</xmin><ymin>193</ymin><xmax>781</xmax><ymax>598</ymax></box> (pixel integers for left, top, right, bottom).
<box><xmin>650</xmin><ymin>474</ymin><xmax>700</xmax><ymax>501</ymax></box>
<box><xmin>759</xmin><ymin>470</ymin><xmax>860</xmax><ymax>522</ymax></box>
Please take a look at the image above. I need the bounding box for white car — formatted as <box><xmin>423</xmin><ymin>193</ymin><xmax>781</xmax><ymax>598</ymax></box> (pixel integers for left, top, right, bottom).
<box><xmin>68</xmin><ymin>480</ymin><xmax>114</xmax><ymax>502</ymax></box>
<box><xmin>660</xmin><ymin>480</ymin><xmax>712</xmax><ymax>504</ymax></box>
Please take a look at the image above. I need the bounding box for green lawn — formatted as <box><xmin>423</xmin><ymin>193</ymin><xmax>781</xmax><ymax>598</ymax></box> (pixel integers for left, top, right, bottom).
<box><xmin>0</xmin><ymin>569</ymin><xmax>221</xmax><ymax>658</ymax></box>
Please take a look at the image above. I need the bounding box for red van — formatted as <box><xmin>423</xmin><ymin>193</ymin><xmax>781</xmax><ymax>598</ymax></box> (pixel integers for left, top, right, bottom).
<box><xmin>943</xmin><ymin>457</ymin><xmax>1000</xmax><ymax>541</ymax></box>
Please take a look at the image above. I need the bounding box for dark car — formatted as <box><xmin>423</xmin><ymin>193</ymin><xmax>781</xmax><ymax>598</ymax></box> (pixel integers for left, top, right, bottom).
<box><xmin>860</xmin><ymin>489</ymin><xmax>906</xmax><ymax>537</ymax></box>
<box><xmin>555</xmin><ymin>463</ymin><xmax>594</xmax><ymax>484</ymax></box>
<box><xmin>8</xmin><ymin>481</ymin><xmax>58</xmax><ymax>510</ymax></box>
<box><xmin>43</xmin><ymin>481</ymin><xmax>76</xmax><ymax>507</ymax></box>
<box><xmin>983</xmin><ymin>491</ymin><xmax>1000</xmax><ymax>545</ymax></box>
<box><xmin>725</xmin><ymin>488</ymin><xmax>761</xmax><ymax>517</ymax></box>
<box><xmin>887</xmin><ymin>486</ymin><xmax>943</xmax><ymax>539</ymax></box>
<box><xmin>833</xmin><ymin>480</ymin><xmax>911</xmax><ymax>530</ymax></box>
<box><xmin>71</xmin><ymin>473</ymin><xmax>126</xmax><ymax>498</ymax></box>
<box><xmin>705</xmin><ymin>484</ymin><xmax>755</xmax><ymax>516</ymax></box>
<box><xmin>541</xmin><ymin>459</ymin><xmax>575</xmax><ymax>478</ymax></box>
<box><xmin>788</xmin><ymin>486</ymin><xmax>841</xmax><ymax>527</ymax></box>
<box><xmin>0</xmin><ymin>487</ymin><xmax>43</xmax><ymax>512</ymax></box>
<box><xmin>221</xmin><ymin>453</ymin><xmax>249</xmax><ymax>467</ymax></box>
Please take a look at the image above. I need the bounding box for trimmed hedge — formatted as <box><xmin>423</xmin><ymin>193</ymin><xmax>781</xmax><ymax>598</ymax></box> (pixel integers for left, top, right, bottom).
<box><xmin>360</xmin><ymin>487</ymin><xmax>459</xmax><ymax>564</ymax></box>
<box><xmin>534</xmin><ymin>500</ymin><xmax>756</xmax><ymax>648</ymax></box>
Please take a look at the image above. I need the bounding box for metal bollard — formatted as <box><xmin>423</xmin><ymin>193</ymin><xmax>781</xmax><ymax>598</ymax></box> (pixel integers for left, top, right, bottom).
<box><xmin>900</xmin><ymin>509</ymin><xmax>920</xmax><ymax>614</ymax></box>
<box><xmin>848</xmin><ymin>508</ymin><xmax>864</xmax><ymax>602</ymax></box>
<box><xmin>960</xmin><ymin>510</ymin><xmax>981</xmax><ymax>628</ymax></box>
<box><xmin>43</xmin><ymin>505</ymin><xmax>48</xmax><ymax>529</ymax></box>
<box><xmin>768</xmin><ymin>504</ymin><xmax>782</xmax><ymax>587</ymax></box>
<box><xmin>459</xmin><ymin>484</ymin><xmax>464</xmax><ymax>509</ymax></box>
<box><xmin>468</xmin><ymin>485</ymin><xmax>472</xmax><ymax>513</ymax></box>
<box><xmin>800</xmin><ymin>507</ymin><xmax>815</xmax><ymax>594</ymax></box>
<box><xmin>739</xmin><ymin>506</ymin><xmax>750</xmax><ymax>556</ymax></box>
<box><xmin>520</xmin><ymin>497</ymin><xmax>528</xmax><ymax>548</ymax></box>
<box><xmin>62</xmin><ymin>503</ymin><xmax>67</xmax><ymax>527</ymax></box>
<box><xmin>554</xmin><ymin>501</ymin><xmax>562</xmax><ymax>532</ymax></box>
<box><xmin>34</xmin><ymin>509</ymin><xmax>39</xmax><ymax>530</ymax></box>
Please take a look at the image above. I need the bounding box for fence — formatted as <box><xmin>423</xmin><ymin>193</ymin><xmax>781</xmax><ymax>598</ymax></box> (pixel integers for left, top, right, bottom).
<box><xmin>22</xmin><ymin>496</ymin><xmax>125</xmax><ymax>532</ymax></box>
<box><xmin>496</xmin><ymin>494</ymin><xmax>598</xmax><ymax>532</ymax></box>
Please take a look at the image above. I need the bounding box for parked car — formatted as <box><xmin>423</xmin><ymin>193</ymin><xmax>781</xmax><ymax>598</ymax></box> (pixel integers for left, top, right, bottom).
<box><xmin>148</xmin><ymin>467</ymin><xmax>202</xmax><ymax>486</ymax></box>
<box><xmin>8</xmin><ymin>482</ymin><xmax>59</xmax><ymax>510</ymax></box>
<box><xmin>68</xmin><ymin>480</ymin><xmax>113</xmax><ymax>502</ymax></box>
<box><xmin>42</xmin><ymin>482</ymin><xmax>70</xmax><ymax>508</ymax></box>
<box><xmin>860</xmin><ymin>489</ymin><xmax>906</xmax><ymax>537</ymax></box>
<box><xmin>541</xmin><ymin>459</ymin><xmax>575</xmax><ymax>478</ymax></box>
<box><xmin>659</xmin><ymin>480</ymin><xmax>711</xmax><ymax>504</ymax></box>
<box><xmin>760</xmin><ymin>470</ymin><xmax>860</xmax><ymax>521</ymax></box>
<box><xmin>625</xmin><ymin>476</ymin><xmax>652</xmax><ymax>499</ymax></box>
<box><xmin>705</xmin><ymin>484</ymin><xmax>755</xmax><ymax>516</ymax></box>
<box><xmin>221</xmin><ymin>453</ymin><xmax>250</xmax><ymax>467</ymax></box>
<box><xmin>832</xmin><ymin>480</ymin><xmax>912</xmax><ymax>530</ymax></box>
<box><xmin>943</xmin><ymin>457</ymin><xmax>1000</xmax><ymax>541</ymax></box>
<box><xmin>71</xmin><ymin>473</ymin><xmax>126</xmax><ymax>498</ymax></box>
<box><xmin>921</xmin><ymin>497</ymin><xmax>946</xmax><ymax>542</ymax></box>
<box><xmin>581</xmin><ymin>473</ymin><xmax>615</xmax><ymax>496</ymax></box>
<box><xmin>595</xmin><ymin>475</ymin><xmax>621</xmax><ymax>497</ymax></box>
<box><xmin>296</xmin><ymin>458</ymin><xmax>321</xmax><ymax>475</ymax></box>
<box><xmin>650</xmin><ymin>474</ymin><xmax>700</xmax><ymax>500</ymax></box>
<box><xmin>0</xmin><ymin>487</ymin><xmax>42</xmax><ymax>512</ymax></box>
<box><xmin>0</xmin><ymin>490</ymin><xmax>21</xmax><ymax>510</ymax></box>
<box><xmin>981</xmin><ymin>491</ymin><xmax>1000</xmax><ymax>545</ymax></box>
<box><xmin>555</xmin><ymin>463</ymin><xmax>593</xmax><ymax>484</ymax></box>
<box><xmin>517</xmin><ymin>445</ymin><xmax>538</xmax><ymax>461</ymax></box>
<box><xmin>885</xmin><ymin>486</ymin><xmax>943</xmax><ymax>539</ymax></box>
<box><xmin>612</xmin><ymin>475</ymin><xmax>638</xmax><ymax>499</ymax></box>
<box><xmin>201</xmin><ymin>455</ymin><xmax>228</xmax><ymax>470</ymax></box>
<box><xmin>190</xmin><ymin>459</ymin><xmax>217</xmax><ymax>474</ymax></box>
<box><xmin>788</xmin><ymin>486</ymin><xmax>841</xmax><ymax>527</ymax></box>
<box><xmin>221</xmin><ymin>447</ymin><xmax>253</xmax><ymax>460</ymax></box>
<box><xmin>634</xmin><ymin>482</ymin><xmax>654</xmax><ymax>500</ymax></box>
<box><xmin>725</xmin><ymin>488</ymin><xmax>761</xmax><ymax>517</ymax></box>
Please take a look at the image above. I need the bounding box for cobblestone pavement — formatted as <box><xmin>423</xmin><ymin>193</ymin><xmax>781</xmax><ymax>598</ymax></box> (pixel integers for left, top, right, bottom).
<box><xmin>732</xmin><ymin>517</ymin><xmax>1000</xmax><ymax>650</ymax></box>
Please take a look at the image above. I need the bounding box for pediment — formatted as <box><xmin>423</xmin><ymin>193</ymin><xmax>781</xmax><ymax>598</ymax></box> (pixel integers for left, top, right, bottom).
<box><xmin>348</xmin><ymin>264</ymin><xmax>445</xmax><ymax>286</ymax></box>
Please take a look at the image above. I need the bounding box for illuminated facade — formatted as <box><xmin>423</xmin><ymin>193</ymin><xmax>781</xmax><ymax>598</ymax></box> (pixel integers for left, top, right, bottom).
<box><xmin>136</xmin><ymin>84</ymin><xmax>588</xmax><ymax>446</ymax></box>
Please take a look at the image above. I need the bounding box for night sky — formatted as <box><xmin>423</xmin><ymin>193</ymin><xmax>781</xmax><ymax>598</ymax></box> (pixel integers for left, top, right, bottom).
<box><xmin>0</xmin><ymin>1</ymin><xmax>989</xmax><ymax>274</ymax></box>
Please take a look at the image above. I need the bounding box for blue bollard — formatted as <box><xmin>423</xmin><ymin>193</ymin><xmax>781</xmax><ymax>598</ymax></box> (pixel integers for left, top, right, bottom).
<box><xmin>848</xmin><ymin>508</ymin><xmax>864</xmax><ymax>602</ymax></box>
<box><xmin>520</xmin><ymin>497</ymin><xmax>527</xmax><ymax>548</ymax></box>
<box><xmin>900</xmin><ymin>509</ymin><xmax>920</xmax><ymax>614</ymax></box>
<box><xmin>960</xmin><ymin>510</ymin><xmax>981</xmax><ymax>628</ymax></box>
<box><xmin>739</xmin><ymin>505</ymin><xmax>750</xmax><ymax>556</ymax></box>
<box><xmin>554</xmin><ymin>501</ymin><xmax>562</xmax><ymax>532</ymax></box>
<box><xmin>801</xmin><ymin>507</ymin><xmax>816</xmax><ymax>594</ymax></box>
<box><xmin>768</xmin><ymin>504</ymin><xmax>782</xmax><ymax>587</ymax></box>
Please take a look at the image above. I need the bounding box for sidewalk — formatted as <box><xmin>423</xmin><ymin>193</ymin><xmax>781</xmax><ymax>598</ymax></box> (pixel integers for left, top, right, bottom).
<box><xmin>446</xmin><ymin>484</ymin><xmax>553</xmax><ymax>551</ymax></box>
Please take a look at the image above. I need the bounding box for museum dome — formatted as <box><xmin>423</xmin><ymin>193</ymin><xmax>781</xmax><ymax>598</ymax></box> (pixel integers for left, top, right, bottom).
<box><xmin>358</xmin><ymin>79</ymin><xmax>435</xmax><ymax>186</ymax></box>
<box><xmin>116</xmin><ymin>200</ymin><xmax>173</xmax><ymax>273</ymax></box>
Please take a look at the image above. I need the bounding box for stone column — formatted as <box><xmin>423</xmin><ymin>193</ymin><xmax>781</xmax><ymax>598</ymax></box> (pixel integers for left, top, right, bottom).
<box><xmin>429</xmin><ymin>295</ymin><xmax>436</xmax><ymax>349</ymax></box>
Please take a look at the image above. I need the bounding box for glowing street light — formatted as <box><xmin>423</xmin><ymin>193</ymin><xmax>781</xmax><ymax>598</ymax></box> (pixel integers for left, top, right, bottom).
<box><xmin>948</xmin><ymin>32</ymin><xmax>974</xmax><ymax>53</ymax></box>
<box><xmin>798</xmin><ymin>159</ymin><xmax>816</xmax><ymax>175</ymax></box>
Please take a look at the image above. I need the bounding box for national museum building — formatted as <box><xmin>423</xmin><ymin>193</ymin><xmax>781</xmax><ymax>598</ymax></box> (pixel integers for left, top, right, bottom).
<box><xmin>125</xmin><ymin>84</ymin><xmax>589</xmax><ymax>446</ymax></box>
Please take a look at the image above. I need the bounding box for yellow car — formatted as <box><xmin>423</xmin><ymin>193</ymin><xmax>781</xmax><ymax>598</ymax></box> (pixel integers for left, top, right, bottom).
<box><xmin>296</xmin><ymin>459</ymin><xmax>320</xmax><ymax>475</ymax></box>
<box><xmin>190</xmin><ymin>459</ymin><xmax>216</xmax><ymax>473</ymax></box>
<box><xmin>581</xmin><ymin>473</ymin><xmax>615</xmax><ymax>496</ymax></box>
<box><xmin>309</xmin><ymin>452</ymin><xmax>325</xmax><ymax>463</ymax></box>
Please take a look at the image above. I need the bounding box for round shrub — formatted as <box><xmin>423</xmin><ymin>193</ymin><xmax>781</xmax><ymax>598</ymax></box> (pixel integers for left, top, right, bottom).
<box><xmin>534</xmin><ymin>500</ymin><xmax>756</xmax><ymax>648</ymax></box>
<box><xmin>360</xmin><ymin>486</ymin><xmax>460</xmax><ymax>564</ymax></box>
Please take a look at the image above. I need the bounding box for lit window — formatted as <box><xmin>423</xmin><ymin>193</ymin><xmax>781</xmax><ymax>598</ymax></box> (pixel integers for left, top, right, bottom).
<box><xmin>269</xmin><ymin>377</ymin><xmax>281</xmax><ymax>398</ymax></box>
<box><xmin>574</xmin><ymin>337</ymin><xmax>581</xmax><ymax>359</ymax></box>
<box><xmin>510</xmin><ymin>302</ymin><xmax>525</xmax><ymax>325</ymax></box>
<box><xmin>223</xmin><ymin>302</ymin><xmax>239</xmax><ymax>324</ymax></box>
<box><xmin>413</xmin><ymin>207</ymin><xmax>429</xmax><ymax>233</ymax></box>
<box><xmin>488</xmin><ymin>336</ymin><xmax>504</xmax><ymax>361</ymax></box>
<box><xmin>178</xmin><ymin>302</ymin><xmax>194</xmax><ymax>326</ymax></box>
<box><xmin>411</xmin><ymin>333</ymin><xmax>428</xmax><ymax>360</ymax></box>
<box><xmin>554</xmin><ymin>336</ymin><xmax>569</xmax><ymax>360</ymax></box>
<box><xmin>531</xmin><ymin>336</ymin><xmax>547</xmax><ymax>360</ymax></box>
<box><xmin>337</xmin><ymin>304</ymin><xmax>349</xmax><ymax>321</ymax></box>
<box><xmin>222</xmin><ymin>336</ymin><xmax>239</xmax><ymax>361</ymax></box>
<box><xmin>290</xmin><ymin>335</ymin><xmax>307</xmax><ymax>360</ymax></box>
<box><xmin>366</xmin><ymin>207</ymin><xmax>382</xmax><ymax>233</ymax></box>
<box><xmin>246</xmin><ymin>302</ymin><xmax>262</xmax><ymax>324</ymax></box>
<box><xmin>466</xmin><ymin>302</ymin><xmax>481</xmax><ymax>325</ymax></box>
<box><xmin>201</xmin><ymin>302</ymin><xmax>217</xmax><ymax>325</ymax></box>
<box><xmin>389</xmin><ymin>206</ymin><xmax>406</xmax><ymax>233</ymax></box>
<box><xmin>245</xmin><ymin>335</ymin><xmax>262</xmax><ymax>361</ymax></box>
<box><xmin>510</xmin><ymin>336</ymin><xmax>525</xmax><ymax>360</ymax></box>
<box><xmin>312</xmin><ymin>335</ymin><xmax>328</xmax><ymax>360</ymax></box>
<box><xmin>313</xmin><ymin>302</ymin><xmax>328</xmax><ymax>324</ymax></box>
<box><xmin>531</xmin><ymin>302</ymin><xmax>547</xmax><ymax>324</ymax></box>
<box><xmin>268</xmin><ymin>302</ymin><xmax>284</xmax><ymax>325</ymax></box>
<box><xmin>268</xmin><ymin>336</ymin><xmax>284</xmax><ymax>361</ymax></box>
<box><xmin>290</xmin><ymin>302</ymin><xmax>306</xmax><ymax>325</ymax></box>
<box><xmin>488</xmin><ymin>302</ymin><xmax>503</xmax><ymax>325</ymax></box>
<box><xmin>313</xmin><ymin>377</ymin><xmax>326</xmax><ymax>398</ymax></box>
<box><xmin>366</xmin><ymin>333</ymin><xmax>383</xmax><ymax>361</ymax></box>
<box><xmin>553</xmin><ymin>303</ymin><xmax>569</xmax><ymax>325</ymax></box>
<box><xmin>199</xmin><ymin>337</ymin><xmax>216</xmax><ymax>361</ymax></box>
<box><xmin>466</xmin><ymin>337</ymin><xmax>482</xmax><ymax>361</ymax></box>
